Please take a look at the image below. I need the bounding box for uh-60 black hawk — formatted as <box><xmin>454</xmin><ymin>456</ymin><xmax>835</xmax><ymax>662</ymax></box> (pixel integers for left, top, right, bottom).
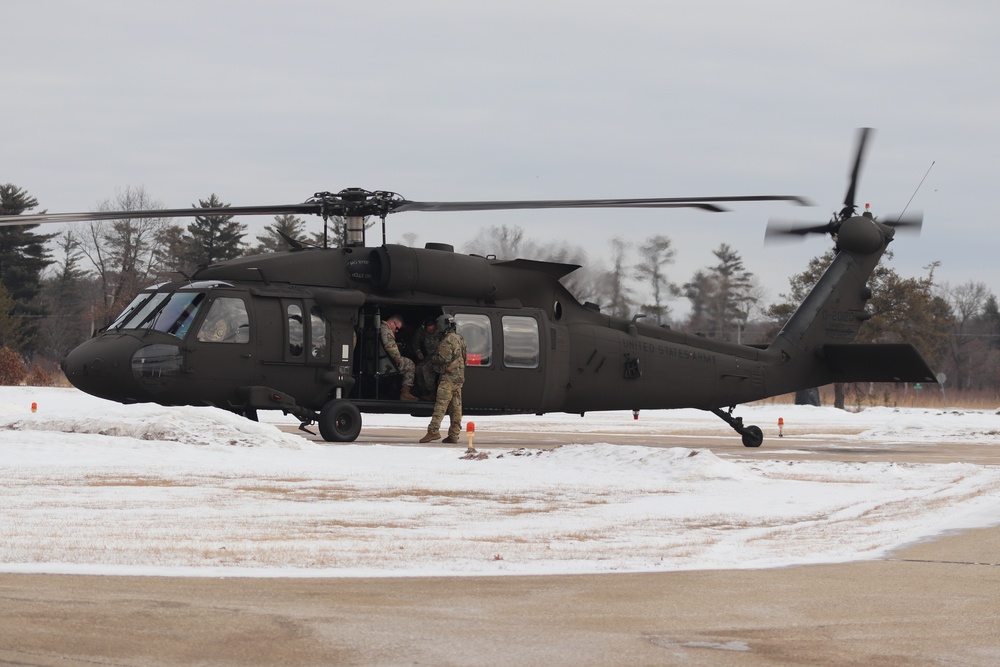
<box><xmin>3</xmin><ymin>129</ymin><xmax>935</xmax><ymax>447</ymax></box>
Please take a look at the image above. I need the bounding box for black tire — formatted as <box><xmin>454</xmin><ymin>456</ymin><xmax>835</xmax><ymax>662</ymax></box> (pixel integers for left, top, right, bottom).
<box><xmin>741</xmin><ymin>425</ymin><xmax>764</xmax><ymax>448</ymax></box>
<box><xmin>318</xmin><ymin>400</ymin><xmax>363</xmax><ymax>442</ymax></box>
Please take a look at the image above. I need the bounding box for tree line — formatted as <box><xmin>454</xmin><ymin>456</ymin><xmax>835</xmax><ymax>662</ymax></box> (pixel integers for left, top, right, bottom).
<box><xmin>1</xmin><ymin>183</ymin><xmax>997</xmax><ymax>401</ymax></box>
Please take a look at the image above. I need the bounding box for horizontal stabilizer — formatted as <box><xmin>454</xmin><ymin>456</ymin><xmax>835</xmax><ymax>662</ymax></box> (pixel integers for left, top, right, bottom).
<box><xmin>822</xmin><ymin>344</ymin><xmax>937</xmax><ymax>383</ymax></box>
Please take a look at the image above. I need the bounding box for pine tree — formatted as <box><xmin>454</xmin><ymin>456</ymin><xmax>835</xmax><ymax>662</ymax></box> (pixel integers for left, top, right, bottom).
<box><xmin>685</xmin><ymin>244</ymin><xmax>756</xmax><ymax>341</ymax></box>
<box><xmin>306</xmin><ymin>216</ymin><xmax>375</xmax><ymax>248</ymax></box>
<box><xmin>251</xmin><ymin>214</ymin><xmax>309</xmax><ymax>253</ymax></box>
<box><xmin>185</xmin><ymin>194</ymin><xmax>246</xmax><ymax>267</ymax></box>
<box><xmin>152</xmin><ymin>224</ymin><xmax>194</xmax><ymax>280</ymax></box>
<box><xmin>37</xmin><ymin>232</ymin><xmax>95</xmax><ymax>358</ymax></box>
<box><xmin>682</xmin><ymin>270</ymin><xmax>713</xmax><ymax>332</ymax></box>
<box><xmin>0</xmin><ymin>184</ymin><xmax>55</xmax><ymax>352</ymax></box>
<box><xmin>0</xmin><ymin>282</ymin><xmax>27</xmax><ymax>352</ymax></box>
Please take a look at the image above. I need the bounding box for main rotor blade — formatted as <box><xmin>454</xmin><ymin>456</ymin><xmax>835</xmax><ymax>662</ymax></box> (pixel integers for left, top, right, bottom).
<box><xmin>0</xmin><ymin>191</ymin><xmax>811</xmax><ymax>228</ymax></box>
<box><xmin>394</xmin><ymin>195</ymin><xmax>811</xmax><ymax>214</ymax></box>
<box><xmin>841</xmin><ymin>127</ymin><xmax>873</xmax><ymax>219</ymax></box>
<box><xmin>0</xmin><ymin>203</ymin><xmax>323</xmax><ymax>227</ymax></box>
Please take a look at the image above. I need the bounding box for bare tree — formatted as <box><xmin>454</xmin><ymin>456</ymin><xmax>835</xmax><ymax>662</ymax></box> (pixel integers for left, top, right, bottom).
<box><xmin>942</xmin><ymin>280</ymin><xmax>992</xmax><ymax>389</ymax></box>
<box><xmin>77</xmin><ymin>186</ymin><xmax>170</xmax><ymax>327</ymax></box>
<box><xmin>603</xmin><ymin>236</ymin><xmax>633</xmax><ymax>319</ymax></box>
<box><xmin>461</xmin><ymin>225</ymin><xmax>608</xmax><ymax>305</ymax></box>
<box><xmin>634</xmin><ymin>235</ymin><xmax>679</xmax><ymax>325</ymax></box>
<box><xmin>462</xmin><ymin>224</ymin><xmax>525</xmax><ymax>259</ymax></box>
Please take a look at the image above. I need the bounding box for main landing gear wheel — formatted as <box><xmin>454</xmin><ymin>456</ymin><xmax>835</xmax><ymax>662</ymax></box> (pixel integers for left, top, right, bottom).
<box><xmin>709</xmin><ymin>407</ymin><xmax>764</xmax><ymax>448</ymax></box>
<box><xmin>318</xmin><ymin>399</ymin><xmax>363</xmax><ymax>442</ymax></box>
<box><xmin>740</xmin><ymin>425</ymin><xmax>763</xmax><ymax>448</ymax></box>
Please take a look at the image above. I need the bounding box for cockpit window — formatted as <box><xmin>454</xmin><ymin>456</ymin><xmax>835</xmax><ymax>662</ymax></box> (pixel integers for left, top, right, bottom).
<box><xmin>153</xmin><ymin>292</ymin><xmax>206</xmax><ymax>338</ymax></box>
<box><xmin>121</xmin><ymin>293</ymin><xmax>169</xmax><ymax>330</ymax></box>
<box><xmin>109</xmin><ymin>292</ymin><xmax>155</xmax><ymax>330</ymax></box>
<box><xmin>114</xmin><ymin>291</ymin><xmax>214</xmax><ymax>341</ymax></box>
<box><xmin>196</xmin><ymin>297</ymin><xmax>250</xmax><ymax>344</ymax></box>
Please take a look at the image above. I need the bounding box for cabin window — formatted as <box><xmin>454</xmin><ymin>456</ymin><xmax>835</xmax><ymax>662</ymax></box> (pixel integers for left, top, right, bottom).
<box><xmin>195</xmin><ymin>297</ymin><xmax>250</xmax><ymax>344</ymax></box>
<box><xmin>455</xmin><ymin>313</ymin><xmax>492</xmax><ymax>366</ymax></box>
<box><xmin>501</xmin><ymin>316</ymin><xmax>540</xmax><ymax>369</ymax></box>
<box><xmin>310</xmin><ymin>306</ymin><xmax>327</xmax><ymax>359</ymax></box>
<box><xmin>287</xmin><ymin>304</ymin><xmax>304</xmax><ymax>357</ymax></box>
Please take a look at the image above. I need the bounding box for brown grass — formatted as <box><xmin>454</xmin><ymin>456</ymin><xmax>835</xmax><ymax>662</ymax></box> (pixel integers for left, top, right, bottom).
<box><xmin>83</xmin><ymin>475</ymin><xmax>197</xmax><ymax>488</ymax></box>
<box><xmin>754</xmin><ymin>386</ymin><xmax>1000</xmax><ymax>410</ymax></box>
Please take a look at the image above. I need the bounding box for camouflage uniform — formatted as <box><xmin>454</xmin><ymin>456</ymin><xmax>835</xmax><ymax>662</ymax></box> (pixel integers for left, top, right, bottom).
<box><xmin>425</xmin><ymin>329</ymin><xmax>468</xmax><ymax>441</ymax></box>
<box><xmin>379</xmin><ymin>321</ymin><xmax>415</xmax><ymax>390</ymax></box>
<box><xmin>412</xmin><ymin>324</ymin><xmax>444</xmax><ymax>394</ymax></box>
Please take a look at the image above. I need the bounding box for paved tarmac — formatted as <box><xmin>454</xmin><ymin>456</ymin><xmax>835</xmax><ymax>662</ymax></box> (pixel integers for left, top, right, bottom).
<box><xmin>2</xmin><ymin>426</ymin><xmax>999</xmax><ymax>666</ymax></box>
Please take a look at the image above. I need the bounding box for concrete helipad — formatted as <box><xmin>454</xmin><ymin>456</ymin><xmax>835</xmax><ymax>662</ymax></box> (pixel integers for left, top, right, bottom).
<box><xmin>1</xmin><ymin>427</ymin><xmax>998</xmax><ymax>666</ymax></box>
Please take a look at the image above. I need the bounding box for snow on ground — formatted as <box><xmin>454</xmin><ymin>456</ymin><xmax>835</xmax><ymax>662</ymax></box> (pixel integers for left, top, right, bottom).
<box><xmin>2</xmin><ymin>387</ymin><xmax>1000</xmax><ymax>578</ymax></box>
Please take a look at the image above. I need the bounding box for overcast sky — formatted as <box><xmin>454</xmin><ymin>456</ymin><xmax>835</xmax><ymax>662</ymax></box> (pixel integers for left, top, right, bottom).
<box><xmin>5</xmin><ymin>0</ymin><xmax>998</xmax><ymax>315</ymax></box>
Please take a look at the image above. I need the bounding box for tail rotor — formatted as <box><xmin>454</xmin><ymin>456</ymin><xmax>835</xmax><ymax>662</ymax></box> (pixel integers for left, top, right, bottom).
<box><xmin>765</xmin><ymin>128</ymin><xmax>922</xmax><ymax>247</ymax></box>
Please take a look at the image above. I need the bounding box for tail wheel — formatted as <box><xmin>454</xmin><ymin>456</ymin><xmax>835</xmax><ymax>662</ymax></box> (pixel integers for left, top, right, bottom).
<box><xmin>319</xmin><ymin>399</ymin><xmax>363</xmax><ymax>442</ymax></box>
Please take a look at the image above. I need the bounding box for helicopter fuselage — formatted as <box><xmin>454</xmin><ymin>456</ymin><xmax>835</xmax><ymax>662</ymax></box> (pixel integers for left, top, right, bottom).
<box><xmin>28</xmin><ymin>130</ymin><xmax>936</xmax><ymax>447</ymax></box>
<box><xmin>61</xmin><ymin>209</ymin><xmax>937</xmax><ymax>448</ymax></box>
<box><xmin>62</xmin><ymin>243</ymin><xmax>785</xmax><ymax>429</ymax></box>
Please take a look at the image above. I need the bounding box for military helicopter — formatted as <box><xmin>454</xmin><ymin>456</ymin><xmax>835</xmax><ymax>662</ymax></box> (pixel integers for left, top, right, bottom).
<box><xmin>1</xmin><ymin>129</ymin><xmax>935</xmax><ymax>447</ymax></box>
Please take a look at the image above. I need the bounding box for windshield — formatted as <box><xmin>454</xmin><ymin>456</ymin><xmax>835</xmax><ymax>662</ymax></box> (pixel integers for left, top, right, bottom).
<box><xmin>116</xmin><ymin>291</ymin><xmax>207</xmax><ymax>340</ymax></box>
<box><xmin>110</xmin><ymin>293</ymin><xmax>155</xmax><ymax>330</ymax></box>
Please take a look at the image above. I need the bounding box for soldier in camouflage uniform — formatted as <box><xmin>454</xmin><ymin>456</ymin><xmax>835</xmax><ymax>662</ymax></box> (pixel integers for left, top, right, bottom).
<box><xmin>379</xmin><ymin>314</ymin><xmax>417</xmax><ymax>401</ymax></box>
<box><xmin>419</xmin><ymin>314</ymin><xmax>467</xmax><ymax>443</ymax></box>
<box><xmin>411</xmin><ymin>316</ymin><xmax>444</xmax><ymax>398</ymax></box>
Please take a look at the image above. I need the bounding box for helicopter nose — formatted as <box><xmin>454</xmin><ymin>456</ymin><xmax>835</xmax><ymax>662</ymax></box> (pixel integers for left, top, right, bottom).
<box><xmin>62</xmin><ymin>333</ymin><xmax>146</xmax><ymax>403</ymax></box>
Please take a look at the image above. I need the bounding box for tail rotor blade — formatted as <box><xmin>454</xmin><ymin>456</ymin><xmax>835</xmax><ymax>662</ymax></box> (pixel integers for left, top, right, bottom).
<box><xmin>884</xmin><ymin>211</ymin><xmax>923</xmax><ymax>235</ymax></box>
<box><xmin>841</xmin><ymin>127</ymin><xmax>873</xmax><ymax>220</ymax></box>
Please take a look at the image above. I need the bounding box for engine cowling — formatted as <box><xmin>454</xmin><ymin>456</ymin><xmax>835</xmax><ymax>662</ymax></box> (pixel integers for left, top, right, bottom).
<box><xmin>368</xmin><ymin>244</ymin><xmax>495</xmax><ymax>299</ymax></box>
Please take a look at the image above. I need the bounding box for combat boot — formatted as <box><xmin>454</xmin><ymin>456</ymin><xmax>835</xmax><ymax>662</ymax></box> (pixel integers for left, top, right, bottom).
<box><xmin>419</xmin><ymin>429</ymin><xmax>441</xmax><ymax>443</ymax></box>
<box><xmin>442</xmin><ymin>435</ymin><xmax>460</xmax><ymax>444</ymax></box>
<box><xmin>400</xmin><ymin>386</ymin><xmax>418</xmax><ymax>401</ymax></box>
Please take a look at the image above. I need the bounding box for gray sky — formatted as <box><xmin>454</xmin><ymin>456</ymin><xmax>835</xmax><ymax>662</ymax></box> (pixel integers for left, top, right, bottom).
<box><xmin>5</xmin><ymin>0</ymin><xmax>998</xmax><ymax>316</ymax></box>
